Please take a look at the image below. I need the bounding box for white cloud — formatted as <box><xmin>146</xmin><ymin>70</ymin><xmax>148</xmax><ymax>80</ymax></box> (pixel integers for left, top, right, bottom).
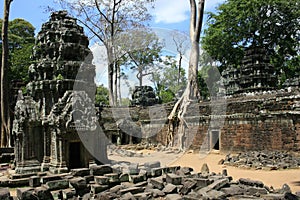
<box><xmin>153</xmin><ymin>0</ymin><xmax>226</xmax><ymax>24</ymax></box>
<box><xmin>153</xmin><ymin>0</ymin><xmax>190</xmax><ymax>24</ymax></box>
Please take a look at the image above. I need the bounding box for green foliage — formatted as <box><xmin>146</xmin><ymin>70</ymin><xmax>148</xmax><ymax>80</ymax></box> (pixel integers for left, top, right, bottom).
<box><xmin>152</xmin><ymin>56</ymin><xmax>187</xmax><ymax>103</ymax></box>
<box><xmin>56</xmin><ymin>74</ymin><xmax>64</xmax><ymax>80</ymax></box>
<box><xmin>119</xmin><ymin>29</ymin><xmax>164</xmax><ymax>86</ymax></box>
<box><xmin>95</xmin><ymin>85</ymin><xmax>109</xmax><ymax>105</ymax></box>
<box><xmin>0</xmin><ymin>18</ymin><xmax>35</xmax><ymax>82</ymax></box>
<box><xmin>202</xmin><ymin>0</ymin><xmax>300</xmax><ymax>81</ymax></box>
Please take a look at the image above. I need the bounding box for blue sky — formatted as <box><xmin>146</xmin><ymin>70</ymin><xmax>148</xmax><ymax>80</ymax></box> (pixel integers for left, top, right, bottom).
<box><xmin>1</xmin><ymin>0</ymin><xmax>225</xmax><ymax>35</ymax></box>
<box><xmin>1</xmin><ymin>0</ymin><xmax>226</xmax><ymax>97</ymax></box>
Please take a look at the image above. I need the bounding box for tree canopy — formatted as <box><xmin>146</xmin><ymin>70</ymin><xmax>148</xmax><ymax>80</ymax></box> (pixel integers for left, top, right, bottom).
<box><xmin>202</xmin><ymin>0</ymin><xmax>300</xmax><ymax>81</ymax></box>
<box><xmin>0</xmin><ymin>18</ymin><xmax>35</xmax><ymax>82</ymax></box>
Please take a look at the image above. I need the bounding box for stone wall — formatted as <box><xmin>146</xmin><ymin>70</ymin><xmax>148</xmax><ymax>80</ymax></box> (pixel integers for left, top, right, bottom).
<box><xmin>100</xmin><ymin>88</ymin><xmax>300</xmax><ymax>153</ymax></box>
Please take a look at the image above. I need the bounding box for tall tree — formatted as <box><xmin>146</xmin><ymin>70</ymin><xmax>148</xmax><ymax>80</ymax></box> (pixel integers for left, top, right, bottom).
<box><xmin>120</xmin><ymin>29</ymin><xmax>163</xmax><ymax>87</ymax></box>
<box><xmin>171</xmin><ymin>31</ymin><xmax>189</xmax><ymax>85</ymax></box>
<box><xmin>51</xmin><ymin>0</ymin><xmax>155</xmax><ymax>106</ymax></box>
<box><xmin>0</xmin><ymin>18</ymin><xmax>35</xmax><ymax>82</ymax></box>
<box><xmin>167</xmin><ymin>0</ymin><xmax>205</xmax><ymax>149</ymax></box>
<box><xmin>152</xmin><ymin>56</ymin><xmax>187</xmax><ymax>103</ymax></box>
<box><xmin>1</xmin><ymin>0</ymin><xmax>13</xmax><ymax>147</ymax></box>
<box><xmin>202</xmin><ymin>0</ymin><xmax>300</xmax><ymax>83</ymax></box>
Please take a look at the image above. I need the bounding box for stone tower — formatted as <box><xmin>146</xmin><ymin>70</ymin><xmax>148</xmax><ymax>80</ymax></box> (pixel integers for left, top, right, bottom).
<box><xmin>13</xmin><ymin>11</ymin><xmax>107</xmax><ymax>174</ymax></box>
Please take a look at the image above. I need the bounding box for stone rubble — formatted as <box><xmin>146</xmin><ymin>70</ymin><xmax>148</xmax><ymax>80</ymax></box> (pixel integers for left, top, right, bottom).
<box><xmin>222</xmin><ymin>151</ymin><xmax>300</xmax><ymax>170</ymax></box>
<box><xmin>0</xmin><ymin>162</ymin><xmax>299</xmax><ymax>200</ymax></box>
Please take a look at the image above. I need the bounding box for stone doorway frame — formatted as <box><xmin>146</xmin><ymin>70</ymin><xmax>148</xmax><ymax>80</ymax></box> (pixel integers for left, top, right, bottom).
<box><xmin>209</xmin><ymin>129</ymin><xmax>221</xmax><ymax>151</ymax></box>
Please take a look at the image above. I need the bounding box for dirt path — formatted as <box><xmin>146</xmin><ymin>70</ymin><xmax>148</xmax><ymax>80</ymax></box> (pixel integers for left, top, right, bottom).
<box><xmin>109</xmin><ymin>150</ymin><xmax>300</xmax><ymax>192</ymax></box>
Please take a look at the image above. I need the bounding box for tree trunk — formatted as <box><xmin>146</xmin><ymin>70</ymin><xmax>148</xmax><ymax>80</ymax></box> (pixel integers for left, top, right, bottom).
<box><xmin>1</xmin><ymin>0</ymin><xmax>12</xmax><ymax>147</ymax></box>
<box><xmin>113</xmin><ymin>62</ymin><xmax>118</xmax><ymax>106</ymax></box>
<box><xmin>178</xmin><ymin>54</ymin><xmax>183</xmax><ymax>85</ymax></box>
<box><xmin>167</xmin><ymin>0</ymin><xmax>205</xmax><ymax>150</ymax></box>
<box><xmin>117</xmin><ymin>64</ymin><xmax>121</xmax><ymax>105</ymax></box>
<box><xmin>107</xmin><ymin>46</ymin><xmax>115</xmax><ymax>106</ymax></box>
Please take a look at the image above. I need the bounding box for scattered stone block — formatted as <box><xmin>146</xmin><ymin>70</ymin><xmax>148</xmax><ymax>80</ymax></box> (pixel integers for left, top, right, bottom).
<box><xmin>144</xmin><ymin>161</ymin><xmax>160</xmax><ymax>169</ymax></box>
<box><xmin>150</xmin><ymin>177</ymin><xmax>164</xmax><ymax>190</ymax></box>
<box><xmin>239</xmin><ymin>178</ymin><xmax>264</xmax><ymax>188</ymax></box>
<box><xmin>34</xmin><ymin>187</ymin><xmax>54</xmax><ymax>200</ymax></box>
<box><xmin>90</xmin><ymin>184</ymin><xmax>109</xmax><ymax>194</ymax></box>
<box><xmin>62</xmin><ymin>188</ymin><xmax>76</xmax><ymax>199</ymax></box>
<box><xmin>29</xmin><ymin>176</ymin><xmax>41</xmax><ymax>187</ymax></box>
<box><xmin>166</xmin><ymin>173</ymin><xmax>182</xmax><ymax>185</ymax></box>
<box><xmin>0</xmin><ymin>188</ymin><xmax>10</xmax><ymax>200</ymax></box>
<box><xmin>90</xmin><ymin>165</ymin><xmax>113</xmax><ymax>176</ymax></box>
<box><xmin>129</xmin><ymin>174</ymin><xmax>145</xmax><ymax>184</ymax></box>
<box><xmin>119</xmin><ymin>187</ymin><xmax>145</xmax><ymax>195</ymax></box>
<box><xmin>71</xmin><ymin>168</ymin><xmax>90</xmax><ymax>177</ymax></box>
<box><xmin>165</xmin><ymin>193</ymin><xmax>182</xmax><ymax>200</ymax></box>
<box><xmin>45</xmin><ymin>179</ymin><xmax>69</xmax><ymax>191</ymax></box>
<box><xmin>162</xmin><ymin>184</ymin><xmax>177</xmax><ymax>194</ymax></box>
<box><xmin>16</xmin><ymin>187</ymin><xmax>37</xmax><ymax>200</ymax></box>
<box><xmin>94</xmin><ymin>176</ymin><xmax>109</xmax><ymax>185</ymax></box>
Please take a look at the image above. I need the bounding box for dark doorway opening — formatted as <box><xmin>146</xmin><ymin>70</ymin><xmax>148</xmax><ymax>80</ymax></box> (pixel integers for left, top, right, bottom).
<box><xmin>69</xmin><ymin>142</ymin><xmax>81</xmax><ymax>169</ymax></box>
<box><xmin>211</xmin><ymin>131</ymin><xmax>220</xmax><ymax>150</ymax></box>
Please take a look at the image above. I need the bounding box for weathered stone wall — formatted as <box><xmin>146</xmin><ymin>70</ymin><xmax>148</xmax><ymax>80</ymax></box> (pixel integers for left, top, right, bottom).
<box><xmin>100</xmin><ymin>88</ymin><xmax>300</xmax><ymax>153</ymax></box>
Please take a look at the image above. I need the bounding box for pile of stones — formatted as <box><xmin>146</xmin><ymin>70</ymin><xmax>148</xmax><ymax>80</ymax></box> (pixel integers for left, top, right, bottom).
<box><xmin>0</xmin><ymin>161</ymin><xmax>299</xmax><ymax>200</ymax></box>
<box><xmin>221</xmin><ymin>151</ymin><xmax>300</xmax><ymax>170</ymax></box>
<box><xmin>131</xmin><ymin>86</ymin><xmax>158</xmax><ymax>106</ymax></box>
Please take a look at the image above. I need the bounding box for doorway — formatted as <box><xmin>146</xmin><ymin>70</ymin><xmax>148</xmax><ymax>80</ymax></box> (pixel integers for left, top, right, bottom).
<box><xmin>69</xmin><ymin>142</ymin><xmax>81</xmax><ymax>169</ymax></box>
<box><xmin>210</xmin><ymin>130</ymin><xmax>220</xmax><ymax>150</ymax></box>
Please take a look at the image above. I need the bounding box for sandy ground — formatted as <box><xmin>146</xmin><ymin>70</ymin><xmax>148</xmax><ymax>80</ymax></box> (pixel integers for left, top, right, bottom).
<box><xmin>109</xmin><ymin>149</ymin><xmax>300</xmax><ymax>193</ymax></box>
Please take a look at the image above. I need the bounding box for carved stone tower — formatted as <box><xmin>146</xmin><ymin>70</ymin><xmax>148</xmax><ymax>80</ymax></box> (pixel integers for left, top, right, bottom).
<box><xmin>13</xmin><ymin>11</ymin><xmax>107</xmax><ymax>174</ymax></box>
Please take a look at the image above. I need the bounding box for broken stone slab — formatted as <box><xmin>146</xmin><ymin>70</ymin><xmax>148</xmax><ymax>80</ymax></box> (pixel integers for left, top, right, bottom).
<box><xmin>123</xmin><ymin>163</ymin><xmax>140</xmax><ymax>175</ymax></box>
<box><xmin>151</xmin><ymin>167</ymin><xmax>163</xmax><ymax>177</ymax></box>
<box><xmin>119</xmin><ymin>173</ymin><xmax>130</xmax><ymax>182</ymax></box>
<box><xmin>44</xmin><ymin>179</ymin><xmax>69</xmax><ymax>191</ymax></box>
<box><xmin>165</xmin><ymin>193</ymin><xmax>182</xmax><ymax>200</ymax></box>
<box><xmin>34</xmin><ymin>187</ymin><xmax>54</xmax><ymax>200</ymax></box>
<box><xmin>94</xmin><ymin>176</ymin><xmax>109</xmax><ymax>185</ymax></box>
<box><xmin>69</xmin><ymin>177</ymin><xmax>87</xmax><ymax>189</ymax></box>
<box><xmin>133</xmin><ymin>192</ymin><xmax>152</xmax><ymax>200</ymax></box>
<box><xmin>0</xmin><ymin>188</ymin><xmax>10</xmax><ymax>200</ymax></box>
<box><xmin>29</xmin><ymin>176</ymin><xmax>41</xmax><ymax>187</ymax></box>
<box><xmin>239</xmin><ymin>178</ymin><xmax>264</xmax><ymax>188</ymax></box>
<box><xmin>10</xmin><ymin>172</ymin><xmax>36</xmax><ymax>180</ymax></box>
<box><xmin>119</xmin><ymin>187</ymin><xmax>145</xmax><ymax>195</ymax></box>
<box><xmin>121</xmin><ymin>192</ymin><xmax>136</xmax><ymax>200</ymax></box>
<box><xmin>71</xmin><ymin>168</ymin><xmax>90</xmax><ymax>177</ymax></box>
<box><xmin>194</xmin><ymin>178</ymin><xmax>213</xmax><ymax>188</ymax></box>
<box><xmin>129</xmin><ymin>174</ymin><xmax>146</xmax><ymax>184</ymax></box>
<box><xmin>150</xmin><ymin>177</ymin><xmax>164</xmax><ymax>190</ymax></box>
<box><xmin>62</xmin><ymin>188</ymin><xmax>76</xmax><ymax>199</ymax></box>
<box><xmin>16</xmin><ymin>187</ymin><xmax>37</xmax><ymax>200</ymax></box>
<box><xmin>145</xmin><ymin>188</ymin><xmax>165</xmax><ymax>198</ymax></box>
<box><xmin>8</xmin><ymin>177</ymin><xmax>30</xmax><ymax>187</ymax></box>
<box><xmin>220</xmin><ymin>184</ymin><xmax>245</xmax><ymax>196</ymax></box>
<box><xmin>179</xmin><ymin>179</ymin><xmax>197</xmax><ymax>195</ymax></box>
<box><xmin>205</xmin><ymin>189</ymin><xmax>227</xmax><ymax>199</ymax></box>
<box><xmin>162</xmin><ymin>183</ymin><xmax>177</xmax><ymax>194</ymax></box>
<box><xmin>166</xmin><ymin>173</ymin><xmax>182</xmax><ymax>185</ymax></box>
<box><xmin>104</xmin><ymin>173</ymin><xmax>120</xmax><ymax>184</ymax></box>
<box><xmin>84</xmin><ymin>175</ymin><xmax>94</xmax><ymax>184</ymax></box>
<box><xmin>40</xmin><ymin>174</ymin><xmax>63</xmax><ymax>184</ymax></box>
<box><xmin>208</xmin><ymin>178</ymin><xmax>230</xmax><ymax>190</ymax></box>
<box><xmin>90</xmin><ymin>184</ymin><xmax>109</xmax><ymax>194</ymax></box>
<box><xmin>144</xmin><ymin>161</ymin><xmax>160</xmax><ymax>169</ymax></box>
<box><xmin>246</xmin><ymin>186</ymin><xmax>268</xmax><ymax>195</ymax></box>
<box><xmin>90</xmin><ymin>165</ymin><xmax>113</xmax><ymax>176</ymax></box>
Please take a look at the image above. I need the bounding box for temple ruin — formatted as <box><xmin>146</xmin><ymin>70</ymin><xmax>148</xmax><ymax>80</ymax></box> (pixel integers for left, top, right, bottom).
<box><xmin>12</xmin><ymin>11</ymin><xmax>106</xmax><ymax>174</ymax></box>
<box><xmin>10</xmin><ymin>10</ymin><xmax>300</xmax><ymax>176</ymax></box>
